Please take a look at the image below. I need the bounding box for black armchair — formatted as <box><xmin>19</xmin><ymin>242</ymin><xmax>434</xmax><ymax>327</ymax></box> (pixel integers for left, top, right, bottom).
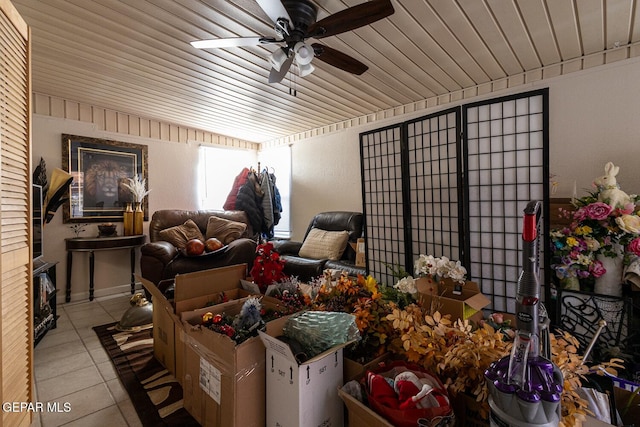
<box><xmin>272</xmin><ymin>211</ymin><xmax>365</xmax><ymax>282</ymax></box>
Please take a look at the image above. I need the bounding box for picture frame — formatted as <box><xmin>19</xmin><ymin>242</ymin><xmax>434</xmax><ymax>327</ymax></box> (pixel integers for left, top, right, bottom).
<box><xmin>62</xmin><ymin>134</ymin><xmax>149</xmax><ymax>223</ymax></box>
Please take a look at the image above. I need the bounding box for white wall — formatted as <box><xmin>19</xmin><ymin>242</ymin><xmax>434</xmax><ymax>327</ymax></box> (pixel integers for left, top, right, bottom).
<box><xmin>33</xmin><ymin>117</ymin><xmax>203</xmax><ymax>301</ymax></box>
<box><xmin>36</xmin><ymin>57</ymin><xmax>640</xmax><ymax>299</ymax></box>
<box><xmin>282</xmin><ymin>57</ymin><xmax>640</xmax><ymax>241</ymax></box>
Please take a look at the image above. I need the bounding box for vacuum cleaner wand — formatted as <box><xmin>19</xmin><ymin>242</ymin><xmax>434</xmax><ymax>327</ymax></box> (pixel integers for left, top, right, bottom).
<box><xmin>516</xmin><ymin>200</ymin><xmax>542</xmax><ymax>358</ymax></box>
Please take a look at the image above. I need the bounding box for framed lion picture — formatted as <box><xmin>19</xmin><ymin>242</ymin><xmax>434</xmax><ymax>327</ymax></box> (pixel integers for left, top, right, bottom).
<box><xmin>62</xmin><ymin>134</ymin><xmax>148</xmax><ymax>223</ymax></box>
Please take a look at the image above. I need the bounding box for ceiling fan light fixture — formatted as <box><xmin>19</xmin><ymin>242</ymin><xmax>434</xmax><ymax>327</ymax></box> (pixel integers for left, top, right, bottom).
<box><xmin>298</xmin><ymin>62</ymin><xmax>315</xmax><ymax>77</ymax></box>
<box><xmin>269</xmin><ymin>47</ymin><xmax>289</xmax><ymax>72</ymax></box>
<box><xmin>293</xmin><ymin>42</ymin><xmax>314</xmax><ymax>65</ymax></box>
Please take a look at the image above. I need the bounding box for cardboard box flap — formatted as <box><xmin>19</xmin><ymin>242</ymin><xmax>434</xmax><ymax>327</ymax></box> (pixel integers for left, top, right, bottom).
<box><xmin>241</xmin><ymin>279</ymin><xmax>261</xmax><ymax>294</ymax></box>
<box><xmin>175</xmin><ymin>264</ymin><xmax>246</xmax><ymax>303</ymax></box>
<box><xmin>174</xmin><ymin>264</ymin><xmax>246</xmax><ymax>313</ymax></box>
<box><xmin>138</xmin><ymin>275</ymin><xmax>165</xmax><ymax>300</ymax></box>
<box><xmin>338</xmin><ymin>387</ymin><xmax>393</xmax><ymax>427</ymax></box>
<box><xmin>466</xmin><ymin>292</ymin><xmax>491</xmax><ymax>311</ymax></box>
<box><xmin>258</xmin><ymin>330</ymin><xmax>297</xmax><ymax>361</ymax></box>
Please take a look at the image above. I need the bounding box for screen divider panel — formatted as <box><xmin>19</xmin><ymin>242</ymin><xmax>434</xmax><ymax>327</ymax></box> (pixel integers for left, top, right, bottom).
<box><xmin>360</xmin><ymin>125</ymin><xmax>406</xmax><ymax>287</ymax></box>
<box><xmin>359</xmin><ymin>89</ymin><xmax>549</xmax><ymax>316</ymax></box>
<box><xmin>405</xmin><ymin>108</ymin><xmax>462</xmax><ymax>266</ymax></box>
<box><xmin>462</xmin><ymin>89</ymin><xmax>549</xmax><ymax>314</ymax></box>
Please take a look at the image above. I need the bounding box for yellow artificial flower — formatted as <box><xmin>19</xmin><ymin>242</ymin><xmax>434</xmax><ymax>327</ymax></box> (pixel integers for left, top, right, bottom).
<box><xmin>616</xmin><ymin>214</ymin><xmax>640</xmax><ymax>234</ymax></box>
<box><xmin>566</xmin><ymin>236</ymin><xmax>579</xmax><ymax>247</ymax></box>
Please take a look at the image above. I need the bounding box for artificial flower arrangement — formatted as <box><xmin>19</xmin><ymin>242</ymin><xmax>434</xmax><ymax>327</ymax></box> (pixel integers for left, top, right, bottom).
<box><xmin>249</xmin><ymin>242</ymin><xmax>286</xmax><ymax>293</ymax></box>
<box><xmin>310</xmin><ymin>271</ymin><xmax>406</xmax><ymax>362</ymax></box>
<box><xmin>414</xmin><ymin>254</ymin><xmax>468</xmax><ymax>284</ymax></box>
<box><xmin>550</xmin><ymin>163</ymin><xmax>640</xmax><ymax>288</ymax></box>
<box><xmin>200</xmin><ymin>296</ymin><xmax>285</xmax><ymax>344</ymax></box>
<box><xmin>265</xmin><ymin>277</ymin><xmax>312</xmax><ymax>315</ymax></box>
<box><xmin>382</xmin><ymin>305</ymin><xmax>624</xmax><ymax>426</ymax></box>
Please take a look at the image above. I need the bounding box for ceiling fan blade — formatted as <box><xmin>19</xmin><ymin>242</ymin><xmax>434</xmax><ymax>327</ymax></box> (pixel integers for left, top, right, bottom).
<box><xmin>311</xmin><ymin>43</ymin><xmax>368</xmax><ymax>75</ymax></box>
<box><xmin>268</xmin><ymin>54</ymin><xmax>294</xmax><ymax>83</ymax></box>
<box><xmin>191</xmin><ymin>36</ymin><xmax>275</xmax><ymax>49</ymax></box>
<box><xmin>307</xmin><ymin>0</ymin><xmax>394</xmax><ymax>39</ymax></box>
<box><xmin>256</xmin><ymin>0</ymin><xmax>292</xmax><ymax>25</ymax></box>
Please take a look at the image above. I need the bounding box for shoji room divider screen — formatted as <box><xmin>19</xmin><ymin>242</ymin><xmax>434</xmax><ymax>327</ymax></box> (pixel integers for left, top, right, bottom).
<box><xmin>360</xmin><ymin>89</ymin><xmax>550</xmax><ymax>314</ymax></box>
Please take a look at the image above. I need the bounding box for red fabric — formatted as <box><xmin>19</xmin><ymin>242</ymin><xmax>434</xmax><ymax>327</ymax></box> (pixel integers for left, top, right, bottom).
<box><xmin>223</xmin><ymin>167</ymin><xmax>250</xmax><ymax>210</ymax></box>
<box><xmin>364</xmin><ymin>360</ymin><xmax>453</xmax><ymax>427</ymax></box>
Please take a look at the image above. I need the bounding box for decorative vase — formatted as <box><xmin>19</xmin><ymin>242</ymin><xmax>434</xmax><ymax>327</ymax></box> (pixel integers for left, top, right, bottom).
<box><xmin>594</xmin><ymin>252</ymin><xmax>624</xmax><ymax>297</ymax></box>
<box><xmin>560</xmin><ymin>276</ymin><xmax>580</xmax><ymax>291</ymax></box>
<box><xmin>134</xmin><ymin>202</ymin><xmax>144</xmax><ymax>235</ymax></box>
<box><xmin>123</xmin><ymin>203</ymin><xmax>134</xmax><ymax>236</ymax></box>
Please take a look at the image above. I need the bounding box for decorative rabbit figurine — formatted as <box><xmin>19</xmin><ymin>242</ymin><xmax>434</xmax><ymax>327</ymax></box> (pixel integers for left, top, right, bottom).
<box><xmin>593</xmin><ymin>161</ymin><xmax>631</xmax><ymax>209</ymax></box>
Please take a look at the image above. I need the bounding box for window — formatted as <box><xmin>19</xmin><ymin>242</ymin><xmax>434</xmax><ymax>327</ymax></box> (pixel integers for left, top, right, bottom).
<box><xmin>198</xmin><ymin>144</ymin><xmax>291</xmax><ymax>239</ymax></box>
<box><xmin>198</xmin><ymin>146</ymin><xmax>257</xmax><ymax>210</ymax></box>
<box><xmin>259</xmin><ymin>146</ymin><xmax>291</xmax><ymax>238</ymax></box>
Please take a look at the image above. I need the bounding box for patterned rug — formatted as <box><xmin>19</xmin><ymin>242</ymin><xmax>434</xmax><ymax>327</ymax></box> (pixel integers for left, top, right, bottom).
<box><xmin>93</xmin><ymin>323</ymin><xmax>199</xmax><ymax>426</ymax></box>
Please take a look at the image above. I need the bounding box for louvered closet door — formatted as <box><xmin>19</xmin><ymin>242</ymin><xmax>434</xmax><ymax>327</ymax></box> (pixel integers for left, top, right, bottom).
<box><xmin>0</xmin><ymin>1</ymin><xmax>33</xmax><ymax>426</ymax></box>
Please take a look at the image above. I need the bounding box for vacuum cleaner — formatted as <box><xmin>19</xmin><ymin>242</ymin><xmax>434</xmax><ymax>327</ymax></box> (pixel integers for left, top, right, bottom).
<box><xmin>484</xmin><ymin>201</ymin><xmax>563</xmax><ymax>426</ymax></box>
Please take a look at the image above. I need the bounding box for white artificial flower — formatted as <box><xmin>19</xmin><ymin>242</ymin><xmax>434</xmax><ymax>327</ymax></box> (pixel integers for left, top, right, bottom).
<box><xmin>435</xmin><ymin>256</ymin><xmax>452</xmax><ymax>277</ymax></box>
<box><xmin>447</xmin><ymin>261</ymin><xmax>467</xmax><ymax>283</ymax></box>
<box><xmin>121</xmin><ymin>175</ymin><xmax>150</xmax><ymax>203</ymax></box>
<box><xmin>415</xmin><ymin>254</ymin><xmax>437</xmax><ymax>276</ymax></box>
<box><xmin>616</xmin><ymin>214</ymin><xmax>640</xmax><ymax>234</ymax></box>
<box><xmin>394</xmin><ymin>276</ymin><xmax>417</xmax><ymax>295</ymax></box>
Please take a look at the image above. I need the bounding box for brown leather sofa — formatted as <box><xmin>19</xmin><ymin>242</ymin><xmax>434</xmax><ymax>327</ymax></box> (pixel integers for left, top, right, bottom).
<box><xmin>140</xmin><ymin>209</ymin><xmax>257</xmax><ymax>285</ymax></box>
<box><xmin>272</xmin><ymin>211</ymin><xmax>365</xmax><ymax>282</ymax></box>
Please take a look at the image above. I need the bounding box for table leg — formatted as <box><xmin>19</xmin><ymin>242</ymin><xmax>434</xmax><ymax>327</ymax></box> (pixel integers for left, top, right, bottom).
<box><xmin>66</xmin><ymin>250</ymin><xmax>73</xmax><ymax>303</ymax></box>
<box><xmin>130</xmin><ymin>247</ymin><xmax>136</xmax><ymax>294</ymax></box>
<box><xmin>89</xmin><ymin>250</ymin><xmax>95</xmax><ymax>301</ymax></box>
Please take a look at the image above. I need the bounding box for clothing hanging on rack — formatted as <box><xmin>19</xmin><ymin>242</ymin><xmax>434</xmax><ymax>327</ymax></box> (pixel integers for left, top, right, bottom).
<box><xmin>223</xmin><ymin>167</ymin><xmax>250</xmax><ymax>210</ymax></box>
<box><xmin>224</xmin><ymin>166</ymin><xmax>283</xmax><ymax>240</ymax></box>
<box><xmin>235</xmin><ymin>169</ymin><xmax>264</xmax><ymax>236</ymax></box>
<box><xmin>260</xmin><ymin>168</ymin><xmax>274</xmax><ymax>234</ymax></box>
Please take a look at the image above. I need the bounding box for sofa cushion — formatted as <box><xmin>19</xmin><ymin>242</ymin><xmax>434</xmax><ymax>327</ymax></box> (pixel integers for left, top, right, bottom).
<box><xmin>299</xmin><ymin>228</ymin><xmax>349</xmax><ymax>261</ymax></box>
<box><xmin>158</xmin><ymin>219</ymin><xmax>204</xmax><ymax>249</ymax></box>
<box><xmin>205</xmin><ymin>215</ymin><xmax>248</xmax><ymax>245</ymax></box>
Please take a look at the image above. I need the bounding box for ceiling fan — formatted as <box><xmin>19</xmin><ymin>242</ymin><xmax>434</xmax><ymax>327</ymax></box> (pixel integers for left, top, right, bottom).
<box><xmin>190</xmin><ymin>0</ymin><xmax>395</xmax><ymax>84</ymax></box>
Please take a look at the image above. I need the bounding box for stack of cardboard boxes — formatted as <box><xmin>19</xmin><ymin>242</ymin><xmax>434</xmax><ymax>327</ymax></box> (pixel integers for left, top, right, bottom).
<box><xmin>141</xmin><ymin>264</ymin><xmax>351</xmax><ymax>427</ymax></box>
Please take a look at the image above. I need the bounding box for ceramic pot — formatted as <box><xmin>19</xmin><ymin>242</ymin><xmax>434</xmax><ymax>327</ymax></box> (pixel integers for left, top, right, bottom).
<box><xmin>594</xmin><ymin>252</ymin><xmax>624</xmax><ymax>297</ymax></box>
<box><xmin>560</xmin><ymin>276</ymin><xmax>580</xmax><ymax>291</ymax></box>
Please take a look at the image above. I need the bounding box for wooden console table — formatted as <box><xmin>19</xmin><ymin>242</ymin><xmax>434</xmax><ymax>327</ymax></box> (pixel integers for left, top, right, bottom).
<box><xmin>65</xmin><ymin>235</ymin><xmax>146</xmax><ymax>302</ymax></box>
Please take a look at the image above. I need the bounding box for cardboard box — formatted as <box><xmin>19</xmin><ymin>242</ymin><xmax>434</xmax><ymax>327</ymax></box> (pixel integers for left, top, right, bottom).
<box><xmin>338</xmin><ymin>387</ymin><xmax>393</xmax><ymax>427</ymax></box>
<box><xmin>614</xmin><ymin>386</ymin><xmax>640</xmax><ymax>426</ymax></box>
<box><xmin>259</xmin><ymin>316</ymin><xmax>350</xmax><ymax>427</ymax></box>
<box><xmin>355</xmin><ymin>238</ymin><xmax>366</xmax><ymax>267</ymax></box>
<box><xmin>139</xmin><ymin>264</ymin><xmax>249</xmax><ymax>384</ymax></box>
<box><xmin>181</xmin><ymin>296</ymin><xmax>285</xmax><ymax>427</ymax></box>
<box><xmin>451</xmin><ymin>392</ymin><xmax>488</xmax><ymax>427</ymax></box>
<box><xmin>417</xmin><ymin>278</ymin><xmax>490</xmax><ymax>323</ymax></box>
<box><xmin>343</xmin><ymin>352</ymin><xmax>390</xmax><ymax>383</ymax></box>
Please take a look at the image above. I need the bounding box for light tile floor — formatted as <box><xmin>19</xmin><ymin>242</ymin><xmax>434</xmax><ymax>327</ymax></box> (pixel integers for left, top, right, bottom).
<box><xmin>32</xmin><ymin>292</ymin><xmax>144</xmax><ymax>427</ymax></box>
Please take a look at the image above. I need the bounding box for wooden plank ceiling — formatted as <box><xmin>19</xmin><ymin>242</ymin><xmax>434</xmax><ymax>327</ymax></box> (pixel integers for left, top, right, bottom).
<box><xmin>11</xmin><ymin>0</ymin><xmax>640</xmax><ymax>143</ymax></box>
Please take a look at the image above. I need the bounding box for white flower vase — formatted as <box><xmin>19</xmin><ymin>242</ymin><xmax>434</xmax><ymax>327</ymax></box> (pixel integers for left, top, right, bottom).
<box><xmin>594</xmin><ymin>253</ymin><xmax>624</xmax><ymax>297</ymax></box>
